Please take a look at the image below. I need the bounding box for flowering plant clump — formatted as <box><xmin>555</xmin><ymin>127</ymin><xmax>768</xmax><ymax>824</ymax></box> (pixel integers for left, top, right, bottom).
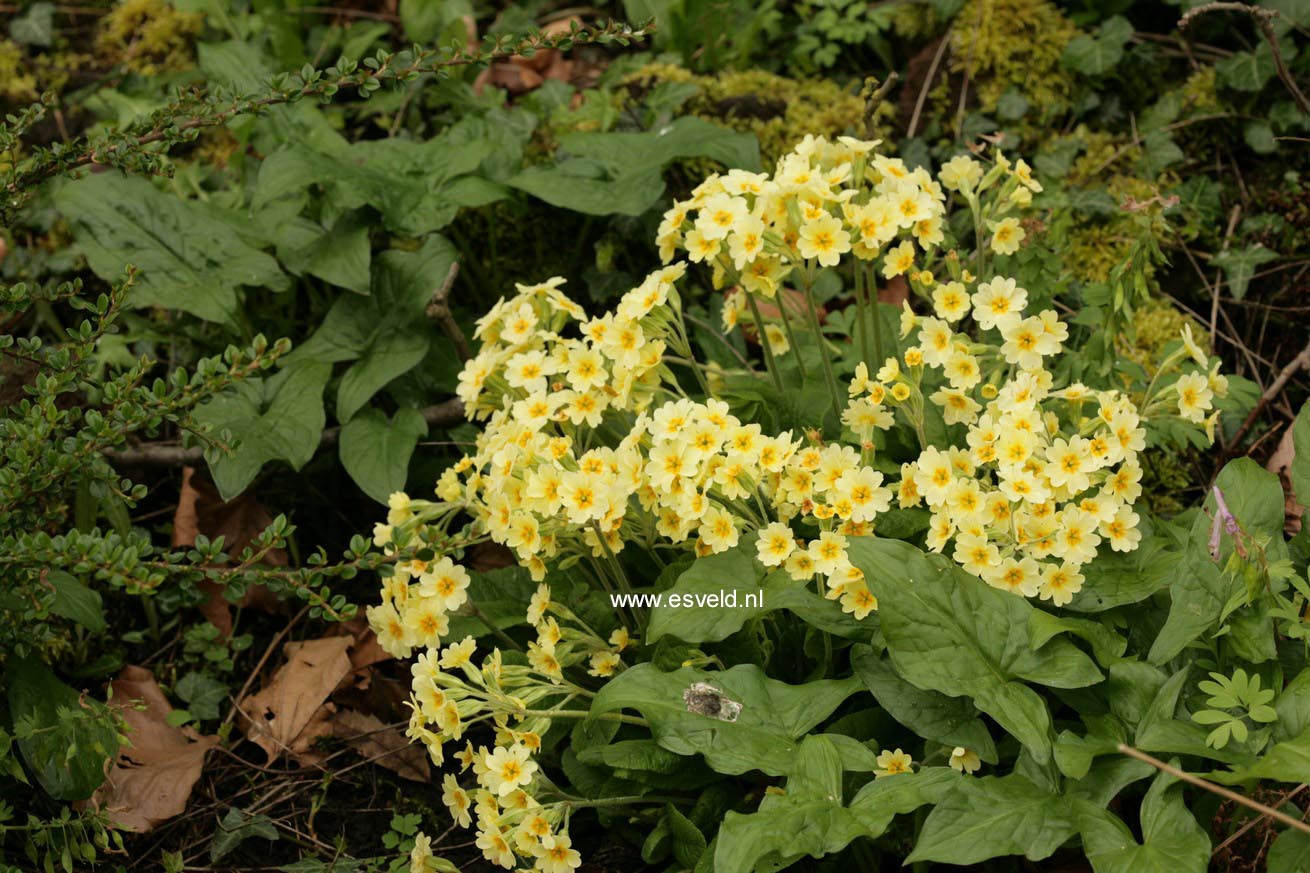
<box><xmin>367</xmin><ymin>135</ymin><xmax>1258</xmax><ymax>872</ymax></box>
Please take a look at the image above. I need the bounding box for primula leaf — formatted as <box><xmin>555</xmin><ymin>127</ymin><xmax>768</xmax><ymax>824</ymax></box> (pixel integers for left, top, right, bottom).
<box><xmin>848</xmin><ymin>537</ymin><xmax>1101</xmax><ymax>764</ymax></box>
<box><xmin>588</xmin><ymin>663</ymin><xmax>860</xmax><ymax>777</ymax></box>
<box><xmin>905</xmin><ymin>774</ymin><xmax>1078</xmax><ymax>865</ymax></box>
<box><xmin>646</xmin><ymin>541</ymin><xmax>870</xmax><ymax>644</ymax></box>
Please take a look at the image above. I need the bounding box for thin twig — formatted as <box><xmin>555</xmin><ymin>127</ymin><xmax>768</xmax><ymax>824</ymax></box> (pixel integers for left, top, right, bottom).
<box><xmin>1210</xmin><ymin>205</ymin><xmax>1242</xmax><ymax>349</ymax></box>
<box><xmin>106</xmin><ymin>398</ymin><xmax>465</xmax><ymax>468</ymax></box>
<box><xmin>1117</xmin><ymin>744</ymin><xmax>1310</xmax><ymax>836</ymax></box>
<box><xmin>425</xmin><ymin>262</ymin><xmax>472</xmax><ymax>363</ymax></box>
<box><xmin>1213</xmin><ymin>783</ymin><xmax>1308</xmax><ymax>855</ymax></box>
<box><xmin>1224</xmin><ymin>337</ymin><xmax>1310</xmax><ymax>454</ymax></box>
<box><xmin>1181</xmin><ymin>3</ymin><xmax>1310</xmax><ymax>114</ymax></box>
<box><xmin>907</xmin><ymin>37</ymin><xmax>949</xmax><ymax>139</ymax></box>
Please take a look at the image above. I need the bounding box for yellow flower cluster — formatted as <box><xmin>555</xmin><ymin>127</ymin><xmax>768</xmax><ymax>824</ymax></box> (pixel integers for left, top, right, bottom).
<box><xmin>369</xmin><ymin>135</ymin><xmax>1227</xmax><ymax>870</ymax></box>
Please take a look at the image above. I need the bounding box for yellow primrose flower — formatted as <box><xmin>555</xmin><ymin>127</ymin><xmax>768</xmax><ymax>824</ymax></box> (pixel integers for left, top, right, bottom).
<box><xmin>874</xmin><ymin>748</ymin><xmax>913</xmax><ymax>777</ymax></box>
<box><xmin>988</xmin><ymin>217</ymin><xmax>1025</xmax><ymax>255</ymax></box>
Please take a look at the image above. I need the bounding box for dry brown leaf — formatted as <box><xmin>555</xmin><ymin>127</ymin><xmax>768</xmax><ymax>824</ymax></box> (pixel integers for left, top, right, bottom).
<box><xmin>330</xmin><ymin>709</ymin><xmax>430</xmax><ymax>783</ymax></box>
<box><xmin>173</xmin><ymin>466</ymin><xmax>288</xmax><ymax>636</ymax></box>
<box><xmin>879</xmin><ymin>275</ymin><xmax>909</xmax><ymax>306</ymax></box>
<box><xmin>238</xmin><ymin>636</ymin><xmax>353</xmax><ymax>763</ymax></box>
<box><xmin>1267</xmin><ymin>426</ymin><xmax>1303</xmax><ymax>535</ymax></box>
<box><xmin>86</xmin><ymin>667</ymin><xmax>217</xmax><ymax>833</ymax></box>
<box><xmin>287</xmin><ymin>701</ymin><xmax>338</xmax><ymax>767</ymax></box>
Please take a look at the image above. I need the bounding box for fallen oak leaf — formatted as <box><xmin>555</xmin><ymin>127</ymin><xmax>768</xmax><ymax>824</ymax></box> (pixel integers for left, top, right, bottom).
<box><xmin>330</xmin><ymin>709</ymin><xmax>431</xmax><ymax>783</ymax></box>
<box><xmin>238</xmin><ymin>636</ymin><xmax>353</xmax><ymax>763</ymax></box>
<box><xmin>84</xmin><ymin>666</ymin><xmax>218</xmax><ymax>833</ymax></box>
<box><xmin>1266</xmin><ymin>425</ymin><xmax>1304</xmax><ymax>535</ymax></box>
<box><xmin>173</xmin><ymin>466</ymin><xmax>288</xmax><ymax>637</ymax></box>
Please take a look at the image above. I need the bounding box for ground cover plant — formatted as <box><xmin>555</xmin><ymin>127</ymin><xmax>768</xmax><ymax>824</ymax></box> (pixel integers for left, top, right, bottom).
<box><xmin>1</xmin><ymin>1</ymin><xmax>1309</xmax><ymax>871</ymax></box>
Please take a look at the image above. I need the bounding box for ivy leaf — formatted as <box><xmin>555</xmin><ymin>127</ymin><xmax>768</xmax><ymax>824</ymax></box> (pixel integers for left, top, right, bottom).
<box><xmin>192</xmin><ymin>361</ymin><xmax>332</xmax><ymax>501</ymax></box>
<box><xmin>1212</xmin><ymin>244</ymin><xmax>1279</xmax><ymax>300</ymax></box>
<box><xmin>1217</xmin><ymin>42</ymin><xmax>1279</xmax><ymax>92</ymax></box>
<box><xmin>1061</xmin><ymin>16</ymin><xmax>1133</xmax><ymax>75</ymax></box>
<box><xmin>9</xmin><ymin>1</ymin><xmax>54</xmax><ymax>46</ymax></box>
<box><xmin>848</xmin><ymin>538</ymin><xmax>1102</xmax><ymax>764</ymax></box>
<box><xmin>6</xmin><ymin>657</ymin><xmax>118</xmax><ymax>800</ymax></box>
<box><xmin>55</xmin><ymin>172</ymin><xmax>288</xmax><ymax>325</ymax></box>
<box><xmin>210</xmin><ymin>808</ymin><xmax>279</xmax><ymax>864</ymax></box>
<box><xmin>588</xmin><ymin>663</ymin><xmax>861</xmax><ymax>777</ymax></box>
<box><xmin>336</xmin><ymin>329</ymin><xmax>430</xmax><ymax>423</ymax></box>
<box><xmin>338</xmin><ymin>407</ymin><xmax>428</xmax><ymax>504</ymax></box>
<box><xmin>906</xmin><ymin>774</ymin><xmax>1078</xmax><ymax>865</ymax></box>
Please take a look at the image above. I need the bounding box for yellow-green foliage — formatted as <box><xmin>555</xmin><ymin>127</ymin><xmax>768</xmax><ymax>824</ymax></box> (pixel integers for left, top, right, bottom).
<box><xmin>0</xmin><ymin>40</ymin><xmax>36</xmax><ymax>102</ymax></box>
<box><xmin>1064</xmin><ymin>133</ymin><xmax>1176</xmax><ymax>284</ymax></box>
<box><xmin>1129</xmin><ymin>299</ymin><xmax>1208</xmax><ymax>363</ymax></box>
<box><xmin>624</xmin><ymin>64</ymin><xmax>880</xmax><ymax>166</ymax></box>
<box><xmin>97</xmin><ymin>0</ymin><xmax>204</xmax><ymax>75</ymax></box>
<box><xmin>949</xmin><ymin>0</ymin><xmax>1080</xmax><ymax>111</ymax></box>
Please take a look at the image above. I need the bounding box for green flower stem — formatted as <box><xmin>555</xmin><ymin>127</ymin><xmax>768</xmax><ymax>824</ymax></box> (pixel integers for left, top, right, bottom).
<box><xmin>854</xmin><ymin>259</ymin><xmax>871</xmax><ymax>368</ymax></box>
<box><xmin>866</xmin><ymin>264</ymin><xmax>886</xmax><ymax>368</ymax></box>
<box><xmin>776</xmin><ymin>292</ymin><xmax>809</xmax><ymax>379</ymax></box>
<box><xmin>745</xmin><ymin>291</ymin><xmax>784</xmax><ymax>391</ymax></box>
<box><xmin>800</xmin><ymin>270</ymin><xmax>843</xmax><ymax>423</ymax></box>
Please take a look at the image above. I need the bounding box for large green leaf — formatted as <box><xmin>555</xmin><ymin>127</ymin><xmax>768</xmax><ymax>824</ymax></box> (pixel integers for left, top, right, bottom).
<box><xmin>1209</xmin><ymin>728</ymin><xmax>1310</xmax><ymax>785</ymax></box>
<box><xmin>338</xmin><ymin>406</ymin><xmax>428</xmax><ymax>504</ymax></box>
<box><xmin>508</xmin><ymin>117</ymin><xmax>760</xmax><ymax>216</ymax></box>
<box><xmin>1149</xmin><ymin>458</ymin><xmax>1287</xmax><ymax>663</ymax></box>
<box><xmin>6</xmin><ymin>658</ymin><xmax>118</xmax><ymax>800</ymax></box>
<box><xmin>851</xmin><ymin>644</ymin><xmax>997</xmax><ymax>762</ymax></box>
<box><xmin>588</xmin><ymin>663</ymin><xmax>860</xmax><ymax>777</ymax></box>
<box><xmin>1291</xmin><ymin>402</ymin><xmax>1310</xmax><ymax>511</ymax></box>
<box><xmin>1076</xmin><ymin>771</ymin><xmax>1210</xmax><ymax>872</ymax></box>
<box><xmin>715</xmin><ymin>738</ymin><xmax>957</xmax><ymax>873</ymax></box>
<box><xmin>1067</xmin><ymin>541</ymin><xmax>1173</xmax><ymax>612</ymax></box>
<box><xmin>1135</xmin><ymin>667</ymin><xmax>1251</xmax><ymax>765</ymax></box>
<box><xmin>254</xmin><ymin>120</ymin><xmax>503</xmax><ymax>236</ymax></box>
<box><xmin>848</xmin><ymin>538</ymin><xmax>1102</xmax><ymax>764</ymax></box>
<box><xmin>55</xmin><ymin>172</ymin><xmax>287</xmax><ymax>324</ymax></box>
<box><xmin>646</xmin><ymin>540</ymin><xmax>869</xmax><ymax>644</ymax></box>
<box><xmin>906</xmin><ymin>774</ymin><xmax>1077</xmax><ymax>865</ymax></box>
<box><xmin>273</xmin><ymin>209</ymin><xmax>371</xmax><ymax>295</ymax></box>
<box><xmin>285</xmin><ymin>236</ymin><xmax>456</xmax><ymax>416</ymax></box>
<box><xmin>46</xmin><ymin>570</ymin><xmax>106</xmax><ymax>634</ymax></box>
<box><xmin>192</xmin><ymin>361</ymin><xmax>332</xmax><ymax>500</ymax></box>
